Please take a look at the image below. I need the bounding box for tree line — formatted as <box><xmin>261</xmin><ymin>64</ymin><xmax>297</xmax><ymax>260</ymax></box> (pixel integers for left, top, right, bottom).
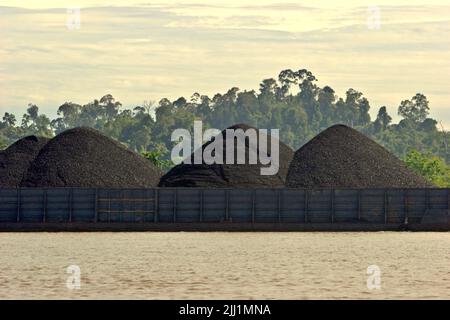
<box><xmin>1</xmin><ymin>68</ymin><xmax>449</xmax><ymax>185</ymax></box>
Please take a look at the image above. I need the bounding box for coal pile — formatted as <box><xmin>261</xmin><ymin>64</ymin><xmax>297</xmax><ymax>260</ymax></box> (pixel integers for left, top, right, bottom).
<box><xmin>159</xmin><ymin>124</ymin><xmax>294</xmax><ymax>188</ymax></box>
<box><xmin>21</xmin><ymin>127</ymin><xmax>162</xmax><ymax>188</ymax></box>
<box><xmin>286</xmin><ymin>124</ymin><xmax>433</xmax><ymax>188</ymax></box>
<box><xmin>0</xmin><ymin>136</ymin><xmax>49</xmax><ymax>187</ymax></box>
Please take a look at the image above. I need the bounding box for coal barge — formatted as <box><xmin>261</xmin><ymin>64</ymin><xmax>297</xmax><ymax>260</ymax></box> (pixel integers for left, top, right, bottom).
<box><xmin>0</xmin><ymin>187</ymin><xmax>448</xmax><ymax>231</ymax></box>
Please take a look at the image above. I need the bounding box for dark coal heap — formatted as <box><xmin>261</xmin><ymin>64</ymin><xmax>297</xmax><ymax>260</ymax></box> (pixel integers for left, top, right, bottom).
<box><xmin>21</xmin><ymin>127</ymin><xmax>162</xmax><ymax>188</ymax></box>
<box><xmin>286</xmin><ymin>124</ymin><xmax>433</xmax><ymax>188</ymax></box>
<box><xmin>159</xmin><ymin>124</ymin><xmax>294</xmax><ymax>188</ymax></box>
<box><xmin>0</xmin><ymin>135</ymin><xmax>50</xmax><ymax>187</ymax></box>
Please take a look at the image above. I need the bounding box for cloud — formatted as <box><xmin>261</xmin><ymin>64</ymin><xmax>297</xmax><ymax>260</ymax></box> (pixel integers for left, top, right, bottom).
<box><xmin>0</xmin><ymin>4</ymin><xmax>449</xmax><ymax>126</ymax></box>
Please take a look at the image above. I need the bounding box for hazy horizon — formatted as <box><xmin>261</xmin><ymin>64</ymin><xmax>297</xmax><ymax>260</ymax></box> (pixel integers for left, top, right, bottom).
<box><xmin>1</xmin><ymin>1</ymin><xmax>449</xmax><ymax>127</ymax></box>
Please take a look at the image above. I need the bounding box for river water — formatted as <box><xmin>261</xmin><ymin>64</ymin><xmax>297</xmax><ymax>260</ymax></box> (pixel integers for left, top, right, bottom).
<box><xmin>0</xmin><ymin>232</ymin><xmax>448</xmax><ymax>299</ymax></box>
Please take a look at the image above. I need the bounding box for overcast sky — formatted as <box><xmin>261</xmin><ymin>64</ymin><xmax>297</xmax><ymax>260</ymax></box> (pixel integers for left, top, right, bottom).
<box><xmin>0</xmin><ymin>1</ymin><xmax>449</xmax><ymax>127</ymax></box>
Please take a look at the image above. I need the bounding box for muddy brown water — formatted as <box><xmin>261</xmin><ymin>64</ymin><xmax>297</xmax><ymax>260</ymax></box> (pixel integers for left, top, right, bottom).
<box><xmin>0</xmin><ymin>232</ymin><xmax>448</xmax><ymax>299</ymax></box>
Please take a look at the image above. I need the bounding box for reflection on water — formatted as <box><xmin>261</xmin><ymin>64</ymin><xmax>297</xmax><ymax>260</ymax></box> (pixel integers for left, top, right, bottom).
<box><xmin>0</xmin><ymin>232</ymin><xmax>448</xmax><ymax>299</ymax></box>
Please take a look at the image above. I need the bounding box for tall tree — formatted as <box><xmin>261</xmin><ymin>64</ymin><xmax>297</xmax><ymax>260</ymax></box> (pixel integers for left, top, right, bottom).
<box><xmin>374</xmin><ymin>106</ymin><xmax>392</xmax><ymax>132</ymax></box>
<box><xmin>398</xmin><ymin>93</ymin><xmax>429</xmax><ymax>123</ymax></box>
<box><xmin>2</xmin><ymin>112</ymin><xmax>16</xmax><ymax>127</ymax></box>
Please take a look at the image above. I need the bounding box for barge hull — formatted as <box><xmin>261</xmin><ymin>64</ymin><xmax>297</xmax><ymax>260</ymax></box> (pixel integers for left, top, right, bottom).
<box><xmin>0</xmin><ymin>222</ymin><xmax>448</xmax><ymax>232</ymax></box>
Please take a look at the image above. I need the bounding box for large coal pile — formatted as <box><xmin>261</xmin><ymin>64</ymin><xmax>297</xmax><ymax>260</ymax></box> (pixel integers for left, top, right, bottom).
<box><xmin>21</xmin><ymin>127</ymin><xmax>162</xmax><ymax>188</ymax></box>
<box><xmin>159</xmin><ymin>124</ymin><xmax>294</xmax><ymax>188</ymax></box>
<box><xmin>286</xmin><ymin>124</ymin><xmax>432</xmax><ymax>188</ymax></box>
<box><xmin>0</xmin><ymin>136</ymin><xmax>49</xmax><ymax>187</ymax></box>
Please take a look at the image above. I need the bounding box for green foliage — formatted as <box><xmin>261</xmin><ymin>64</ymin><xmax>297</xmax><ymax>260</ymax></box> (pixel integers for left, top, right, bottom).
<box><xmin>141</xmin><ymin>149</ymin><xmax>174</xmax><ymax>171</ymax></box>
<box><xmin>398</xmin><ymin>93</ymin><xmax>430</xmax><ymax>123</ymax></box>
<box><xmin>404</xmin><ymin>150</ymin><xmax>450</xmax><ymax>187</ymax></box>
<box><xmin>0</xmin><ymin>136</ymin><xmax>7</xmax><ymax>150</ymax></box>
<box><xmin>0</xmin><ymin>68</ymin><xmax>449</xmax><ymax>179</ymax></box>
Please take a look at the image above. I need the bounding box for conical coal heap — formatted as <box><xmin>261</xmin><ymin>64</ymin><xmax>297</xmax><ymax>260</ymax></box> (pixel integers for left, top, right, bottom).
<box><xmin>159</xmin><ymin>123</ymin><xmax>294</xmax><ymax>188</ymax></box>
<box><xmin>286</xmin><ymin>124</ymin><xmax>433</xmax><ymax>188</ymax></box>
<box><xmin>21</xmin><ymin>127</ymin><xmax>162</xmax><ymax>188</ymax></box>
<box><xmin>0</xmin><ymin>135</ymin><xmax>50</xmax><ymax>187</ymax></box>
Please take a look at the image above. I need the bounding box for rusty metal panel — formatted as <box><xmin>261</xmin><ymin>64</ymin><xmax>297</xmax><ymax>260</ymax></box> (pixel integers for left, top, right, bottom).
<box><xmin>97</xmin><ymin>189</ymin><xmax>155</xmax><ymax>223</ymax></box>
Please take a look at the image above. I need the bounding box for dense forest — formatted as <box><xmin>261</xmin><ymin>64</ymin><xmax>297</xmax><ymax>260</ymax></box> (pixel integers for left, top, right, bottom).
<box><xmin>0</xmin><ymin>68</ymin><xmax>449</xmax><ymax>185</ymax></box>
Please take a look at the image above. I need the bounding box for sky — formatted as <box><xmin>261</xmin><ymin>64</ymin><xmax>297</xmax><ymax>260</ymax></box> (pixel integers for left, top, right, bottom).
<box><xmin>0</xmin><ymin>1</ymin><xmax>449</xmax><ymax>127</ymax></box>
